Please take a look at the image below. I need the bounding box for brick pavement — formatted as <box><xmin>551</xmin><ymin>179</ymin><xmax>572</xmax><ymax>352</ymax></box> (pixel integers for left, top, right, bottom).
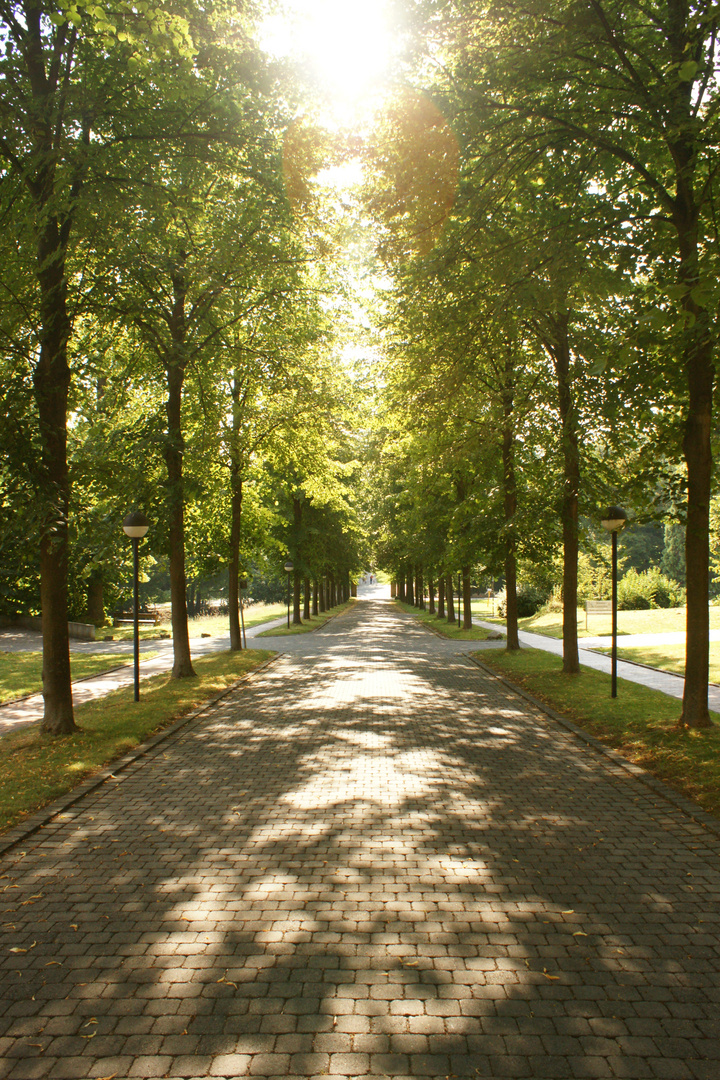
<box><xmin>1</xmin><ymin>598</ymin><xmax>719</xmax><ymax>1080</ymax></box>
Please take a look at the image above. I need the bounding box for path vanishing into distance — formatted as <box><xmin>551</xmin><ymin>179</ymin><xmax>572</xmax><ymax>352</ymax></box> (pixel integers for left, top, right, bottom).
<box><xmin>1</xmin><ymin>596</ymin><xmax>720</xmax><ymax>1080</ymax></box>
<box><xmin>3</xmin><ymin>581</ymin><xmax>720</xmax><ymax>734</ymax></box>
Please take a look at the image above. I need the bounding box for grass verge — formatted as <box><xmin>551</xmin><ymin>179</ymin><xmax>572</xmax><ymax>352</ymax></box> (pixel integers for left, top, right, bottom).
<box><xmin>256</xmin><ymin>599</ymin><xmax>355</xmax><ymax>636</ymax></box>
<box><xmin>99</xmin><ymin>605</ymin><xmax>287</xmax><ymax>642</ymax></box>
<box><xmin>516</xmin><ymin>605</ymin><xmax>720</xmax><ymax>640</ymax></box>
<box><xmin>475</xmin><ymin>646</ymin><xmax>720</xmax><ymax>819</ymax></box>
<box><xmin>593</xmin><ymin>642</ymin><xmax>720</xmax><ymax>684</ymax></box>
<box><xmin>0</xmin><ymin>648</ymin><xmax>275</xmax><ymax>835</ymax></box>
<box><xmin>396</xmin><ymin>600</ymin><xmax>492</xmax><ymax>641</ymax></box>
<box><xmin>0</xmin><ymin>651</ymin><xmax>159</xmax><ymax>705</ymax></box>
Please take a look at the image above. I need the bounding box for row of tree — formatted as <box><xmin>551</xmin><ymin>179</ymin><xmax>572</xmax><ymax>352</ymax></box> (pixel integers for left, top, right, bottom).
<box><xmin>0</xmin><ymin>2</ymin><xmax>364</xmax><ymax>734</ymax></box>
<box><xmin>366</xmin><ymin>0</ymin><xmax>719</xmax><ymax>728</ymax></box>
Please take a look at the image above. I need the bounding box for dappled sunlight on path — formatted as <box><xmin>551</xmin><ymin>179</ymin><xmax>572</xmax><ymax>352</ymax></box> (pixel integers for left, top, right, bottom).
<box><xmin>1</xmin><ymin>599</ymin><xmax>719</xmax><ymax>1079</ymax></box>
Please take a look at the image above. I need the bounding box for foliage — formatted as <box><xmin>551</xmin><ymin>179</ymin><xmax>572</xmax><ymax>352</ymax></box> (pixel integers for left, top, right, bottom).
<box><xmin>617</xmin><ymin>568</ymin><xmax>685</xmax><ymax>611</ymax></box>
<box><xmin>515</xmin><ymin>586</ymin><xmax>551</xmax><ymax>619</ymax></box>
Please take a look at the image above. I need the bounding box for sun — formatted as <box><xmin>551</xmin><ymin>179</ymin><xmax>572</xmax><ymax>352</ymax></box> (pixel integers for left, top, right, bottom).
<box><xmin>259</xmin><ymin>0</ymin><xmax>396</xmax><ymax>120</ymax></box>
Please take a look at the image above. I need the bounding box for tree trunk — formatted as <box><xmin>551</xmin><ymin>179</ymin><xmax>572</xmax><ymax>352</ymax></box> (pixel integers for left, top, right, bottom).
<box><xmin>416</xmin><ymin>569</ymin><xmax>424</xmax><ymax>609</ymax></box>
<box><xmin>312</xmin><ymin>579</ymin><xmax>319</xmax><ymax>616</ymax></box>
<box><xmin>502</xmin><ymin>354</ymin><xmax>520</xmax><ymax>650</ymax></box>
<box><xmin>293</xmin><ymin>570</ymin><xmax>302</xmax><ymax>625</ymax></box>
<box><xmin>676</xmin><ymin>204</ymin><xmax>714</xmax><ymax>725</ymax></box>
<box><xmin>164</xmin><ymin>255</ymin><xmax>195</xmax><ymax>679</ymax></box>
<box><xmin>428</xmin><ymin>574</ymin><xmax>435</xmax><ymax>614</ymax></box>
<box><xmin>546</xmin><ymin>313</ymin><xmax>579</xmax><ymax>674</ymax></box>
<box><xmin>228</xmin><ymin>471</ymin><xmax>243</xmax><ymax>650</ymax></box>
<box><xmin>34</xmin><ymin>215</ymin><xmax>76</xmax><ymax>733</ymax></box>
<box><xmin>319</xmin><ymin>576</ymin><xmax>326</xmax><ymax>613</ymax></box>
<box><xmin>446</xmin><ymin>575</ymin><xmax>455</xmax><ymax>623</ymax></box>
<box><xmin>406</xmin><ymin>568</ymin><xmax>414</xmax><ymax>606</ymax></box>
<box><xmin>303</xmin><ymin>577</ymin><xmax>311</xmax><ymax>621</ymax></box>
<box><xmin>462</xmin><ymin>566</ymin><xmax>472</xmax><ymax>630</ymax></box>
<box><xmin>437</xmin><ymin>575</ymin><xmax>445</xmax><ymax>618</ymax></box>
<box><xmin>397</xmin><ymin>569</ymin><xmax>405</xmax><ymax>602</ymax></box>
<box><xmin>86</xmin><ymin>571</ymin><xmax>105</xmax><ymax>628</ymax></box>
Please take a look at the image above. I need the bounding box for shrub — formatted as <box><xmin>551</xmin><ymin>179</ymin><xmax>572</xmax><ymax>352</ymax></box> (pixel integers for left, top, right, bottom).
<box><xmin>515</xmin><ymin>585</ymin><xmax>550</xmax><ymax>618</ymax></box>
<box><xmin>617</xmin><ymin>567</ymin><xmax>684</xmax><ymax>610</ymax></box>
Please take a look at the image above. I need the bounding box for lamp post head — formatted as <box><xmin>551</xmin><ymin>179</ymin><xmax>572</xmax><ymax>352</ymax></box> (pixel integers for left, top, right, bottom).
<box><xmin>122</xmin><ymin>511</ymin><xmax>150</xmax><ymax>539</ymax></box>
<box><xmin>601</xmin><ymin>506</ymin><xmax>628</xmax><ymax>533</ymax></box>
<box><xmin>284</xmin><ymin>561</ymin><xmax>294</xmax><ymax>573</ymax></box>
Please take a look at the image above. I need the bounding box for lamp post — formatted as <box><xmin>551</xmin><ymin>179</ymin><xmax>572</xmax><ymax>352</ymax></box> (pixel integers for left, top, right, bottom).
<box><xmin>122</xmin><ymin>511</ymin><xmax>150</xmax><ymax>702</ymax></box>
<box><xmin>284</xmin><ymin>561</ymin><xmax>294</xmax><ymax>629</ymax></box>
<box><xmin>601</xmin><ymin>506</ymin><xmax>628</xmax><ymax>699</ymax></box>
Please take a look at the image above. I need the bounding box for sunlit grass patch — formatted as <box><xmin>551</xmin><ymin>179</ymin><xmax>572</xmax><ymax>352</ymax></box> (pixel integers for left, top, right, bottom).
<box><xmin>516</xmin><ymin>605</ymin><xmax>720</xmax><ymax>640</ymax></box>
<box><xmin>475</xmin><ymin>646</ymin><xmax>720</xmax><ymax>819</ymax></box>
<box><xmin>0</xmin><ymin>648</ymin><xmax>275</xmax><ymax>834</ymax></box>
<box><xmin>0</xmin><ymin>651</ymin><xmax>157</xmax><ymax>705</ymax></box>
<box><xmin>105</xmin><ymin>604</ymin><xmax>287</xmax><ymax>642</ymax></box>
<box><xmin>592</xmin><ymin>641</ymin><xmax>720</xmax><ymax>684</ymax></box>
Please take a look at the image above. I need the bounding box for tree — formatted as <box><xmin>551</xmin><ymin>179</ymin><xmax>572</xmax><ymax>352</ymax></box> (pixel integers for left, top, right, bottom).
<box><xmin>416</xmin><ymin>0</ymin><xmax>719</xmax><ymax>722</ymax></box>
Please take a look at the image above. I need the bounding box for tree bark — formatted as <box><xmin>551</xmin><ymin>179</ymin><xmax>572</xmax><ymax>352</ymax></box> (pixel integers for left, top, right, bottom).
<box><xmin>303</xmin><ymin>577</ymin><xmax>311</xmax><ymax>621</ymax></box>
<box><xmin>543</xmin><ymin>312</ymin><xmax>579</xmax><ymax>674</ymax></box>
<box><xmin>437</xmin><ymin>575</ymin><xmax>445</xmax><ymax>618</ymax></box>
<box><xmin>502</xmin><ymin>353</ymin><xmax>520</xmax><ymax>650</ymax></box>
<box><xmin>673</xmin><ymin>172</ymin><xmax>714</xmax><ymax>724</ymax></box>
<box><xmin>462</xmin><ymin>567</ymin><xmax>472</xmax><ymax>630</ymax></box>
<box><xmin>406</xmin><ymin>568</ymin><xmax>414</xmax><ymax>606</ymax></box>
<box><xmin>228</xmin><ymin>470</ymin><xmax>243</xmax><ymax>650</ymax></box>
<box><xmin>312</xmin><ymin>579</ymin><xmax>319</xmax><ymax>616</ymax></box>
<box><xmin>86</xmin><ymin>571</ymin><xmax>105</xmax><ymax>628</ymax></box>
<box><xmin>428</xmin><ymin>574</ymin><xmax>435</xmax><ymax>614</ymax></box>
<box><xmin>293</xmin><ymin>569</ymin><xmax>302</xmax><ymax>625</ymax></box>
<box><xmin>416</xmin><ymin>569</ymin><xmax>424</xmax><ymax>609</ymax></box>
<box><xmin>164</xmin><ymin>254</ymin><xmax>195</xmax><ymax>679</ymax></box>
<box><xmin>397</xmin><ymin>569</ymin><xmax>405</xmax><ymax>602</ymax></box>
<box><xmin>446</xmin><ymin>575</ymin><xmax>455</xmax><ymax>623</ymax></box>
<box><xmin>34</xmin><ymin>184</ymin><xmax>75</xmax><ymax>732</ymax></box>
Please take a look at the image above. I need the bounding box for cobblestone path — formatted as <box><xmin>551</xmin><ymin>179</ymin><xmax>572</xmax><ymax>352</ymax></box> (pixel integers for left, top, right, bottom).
<box><xmin>1</xmin><ymin>599</ymin><xmax>719</xmax><ymax>1079</ymax></box>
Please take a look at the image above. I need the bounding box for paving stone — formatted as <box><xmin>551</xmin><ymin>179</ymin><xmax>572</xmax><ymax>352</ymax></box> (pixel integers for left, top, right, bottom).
<box><xmin>1</xmin><ymin>599</ymin><xmax>719</xmax><ymax>1080</ymax></box>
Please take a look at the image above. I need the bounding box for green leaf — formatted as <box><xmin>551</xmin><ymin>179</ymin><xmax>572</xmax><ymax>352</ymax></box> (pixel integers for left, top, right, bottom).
<box><xmin>678</xmin><ymin>60</ymin><xmax>699</xmax><ymax>82</ymax></box>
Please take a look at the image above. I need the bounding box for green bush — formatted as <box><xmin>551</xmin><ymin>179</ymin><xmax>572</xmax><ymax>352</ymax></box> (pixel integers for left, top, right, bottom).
<box><xmin>516</xmin><ymin>585</ymin><xmax>550</xmax><ymax>618</ymax></box>
<box><xmin>617</xmin><ymin>567</ymin><xmax>684</xmax><ymax>610</ymax></box>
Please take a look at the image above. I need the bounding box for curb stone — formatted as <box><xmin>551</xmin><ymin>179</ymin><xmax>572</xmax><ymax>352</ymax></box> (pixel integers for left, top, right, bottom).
<box><xmin>0</xmin><ymin>652</ymin><xmax>281</xmax><ymax>860</ymax></box>
<box><xmin>466</xmin><ymin>651</ymin><xmax>720</xmax><ymax>839</ymax></box>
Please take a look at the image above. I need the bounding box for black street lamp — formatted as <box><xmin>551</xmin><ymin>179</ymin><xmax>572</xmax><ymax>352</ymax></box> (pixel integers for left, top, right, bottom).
<box><xmin>122</xmin><ymin>511</ymin><xmax>150</xmax><ymax>701</ymax></box>
<box><xmin>284</xmin><ymin>560</ymin><xmax>294</xmax><ymax>629</ymax></box>
<box><xmin>601</xmin><ymin>506</ymin><xmax>628</xmax><ymax>699</ymax></box>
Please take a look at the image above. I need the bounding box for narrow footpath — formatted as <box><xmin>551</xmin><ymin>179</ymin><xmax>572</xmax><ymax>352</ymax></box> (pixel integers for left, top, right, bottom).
<box><xmin>1</xmin><ymin>598</ymin><xmax>718</xmax><ymax>1080</ymax></box>
<box><xmin>473</xmin><ymin>621</ymin><xmax>720</xmax><ymax>712</ymax></box>
<box><xmin>0</xmin><ymin>618</ymin><xmax>287</xmax><ymax>737</ymax></box>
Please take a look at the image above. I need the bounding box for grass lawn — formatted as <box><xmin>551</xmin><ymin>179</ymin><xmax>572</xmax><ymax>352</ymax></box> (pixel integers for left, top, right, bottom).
<box><xmin>0</xmin><ymin>648</ymin><xmax>275</xmax><ymax>835</ymax></box>
<box><xmin>593</xmin><ymin>641</ymin><xmax>720</xmax><ymax>684</ymax></box>
<box><xmin>513</xmin><ymin>606</ymin><xmax>720</xmax><ymax>640</ymax></box>
<box><xmin>476</xmin><ymin>646</ymin><xmax>720</xmax><ymax>819</ymax></box>
<box><xmin>101</xmin><ymin>604</ymin><xmax>287</xmax><ymax>642</ymax></box>
<box><xmin>0</xmin><ymin>651</ymin><xmax>158</xmax><ymax>705</ymax></box>
<box><xmin>257</xmin><ymin>599</ymin><xmax>355</xmax><ymax>636</ymax></box>
<box><xmin>396</xmin><ymin>600</ymin><xmax>492</xmax><ymax>641</ymax></box>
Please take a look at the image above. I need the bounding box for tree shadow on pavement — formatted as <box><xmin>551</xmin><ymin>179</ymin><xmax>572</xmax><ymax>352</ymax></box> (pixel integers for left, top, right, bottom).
<box><xmin>1</xmin><ymin>600</ymin><xmax>719</xmax><ymax>1079</ymax></box>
